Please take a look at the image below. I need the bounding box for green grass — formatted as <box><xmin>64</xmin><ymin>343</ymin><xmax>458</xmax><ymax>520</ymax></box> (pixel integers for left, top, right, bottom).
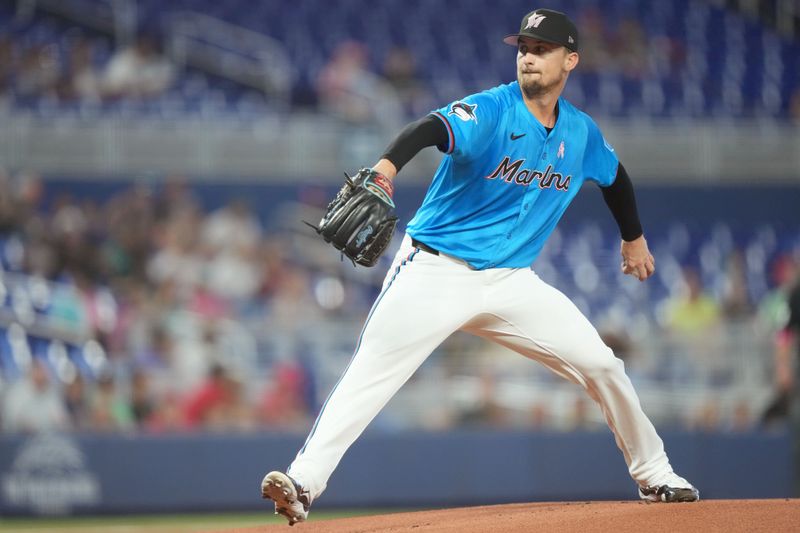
<box><xmin>0</xmin><ymin>509</ymin><xmax>398</xmax><ymax>532</ymax></box>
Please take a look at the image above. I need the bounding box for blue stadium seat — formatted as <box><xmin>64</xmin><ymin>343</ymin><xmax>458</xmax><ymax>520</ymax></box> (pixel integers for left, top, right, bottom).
<box><xmin>0</xmin><ymin>2</ymin><xmax>798</xmax><ymax>120</ymax></box>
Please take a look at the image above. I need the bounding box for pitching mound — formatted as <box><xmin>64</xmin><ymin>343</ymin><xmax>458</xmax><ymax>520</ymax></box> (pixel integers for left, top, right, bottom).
<box><xmin>225</xmin><ymin>499</ymin><xmax>799</xmax><ymax>532</ymax></box>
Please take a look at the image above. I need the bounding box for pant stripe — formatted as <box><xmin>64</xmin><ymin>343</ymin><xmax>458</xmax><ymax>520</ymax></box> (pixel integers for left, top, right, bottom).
<box><xmin>298</xmin><ymin>248</ymin><xmax>419</xmax><ymax>454</ymax></box>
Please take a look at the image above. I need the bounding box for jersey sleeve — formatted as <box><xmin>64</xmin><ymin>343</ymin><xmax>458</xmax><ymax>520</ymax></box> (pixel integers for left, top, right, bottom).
<box><xmin>583</xmin><ymin>117</ymin><xmax>619</xmax><ymax>187</ymax></box>
<box><xmin>429</xmin><ymin>91</ymin><xmax>501</xmax><ymax>161</ymax></box>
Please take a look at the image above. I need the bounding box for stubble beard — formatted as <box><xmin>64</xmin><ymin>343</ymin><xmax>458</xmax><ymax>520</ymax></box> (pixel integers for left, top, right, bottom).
<box><xmin>518</xmin><ymin>71</ymin><xmax>563</xmax><ymax>100</ymax></box>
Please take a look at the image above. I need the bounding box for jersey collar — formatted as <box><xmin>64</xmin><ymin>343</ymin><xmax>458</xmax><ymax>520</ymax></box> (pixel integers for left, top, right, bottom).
<box><xmin>512</xmin><ymin>81</ymin><xmax>563</xmax><ymax>135</ymax></box>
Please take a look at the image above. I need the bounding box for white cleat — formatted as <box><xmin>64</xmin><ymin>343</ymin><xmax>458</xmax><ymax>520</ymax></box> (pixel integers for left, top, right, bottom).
<box><xmin>639</xmin><ymin>472</ymin><xmax>700</xmax><ymax>503</ymax></box>
<box><xmin>261</xmin><ymin>471</ymin><xmax>311</xmax><ymax>526</ymax></box>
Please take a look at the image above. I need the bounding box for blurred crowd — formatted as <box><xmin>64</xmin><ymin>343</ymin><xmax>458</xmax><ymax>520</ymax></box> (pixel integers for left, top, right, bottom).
<box><xmin>1</xmin><ymin>2</ymin><xmax>799</xmax><ymax>437</ymax></box>
<box><xmin>0</xmin><ymin>169</ymin><xmax>333</xmax><ymax>435</ymax></box>
<box><xmin>3</xmin><ymin>3</ymin><xmax>800</xmax><ymax>123</ymax></box>
<box><xmin>0</xmin><ymin>167</ymin><xmax>798</xmax><ymax>436</ymax></box>
<box><xmin>0</xmin><ymin>23</ymin><xmax>432</xmax><ymax>124</ymax></box>
<box><xmin>0</xmin><ymin>32</ymin><xmax>174</xmax><ymax>105</ymax></box>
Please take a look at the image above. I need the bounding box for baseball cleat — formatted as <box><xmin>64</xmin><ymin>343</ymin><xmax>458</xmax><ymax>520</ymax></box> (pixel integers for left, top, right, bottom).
<box><xmin>261</xmin><ymin>471</ymin><xmax>311</xmax><ymax>526</ymax></box>
<box><xmin>639</xmin><ymin>472</ymin><xmax>699</xmax><ymax>503</ymax></box>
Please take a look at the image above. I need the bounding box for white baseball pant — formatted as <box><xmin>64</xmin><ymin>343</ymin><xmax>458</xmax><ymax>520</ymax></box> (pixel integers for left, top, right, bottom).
<box><xmin>288</xmin><ymin>234</ymin><xmax>673</xmax><ymax>499</ymax></box>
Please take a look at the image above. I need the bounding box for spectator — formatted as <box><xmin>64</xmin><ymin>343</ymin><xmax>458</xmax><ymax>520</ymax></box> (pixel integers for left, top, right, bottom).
<box><xmin>104</xmin><ymin>185</ymin><xmax>157</xmax><ymax>281</ymax></box>
<box><xmin>15</xmin><ymin>170</ymin><xmax>45</xmax><ymax>227</ymax></box>
<box><xmin>15</xmin><ymin>43</ymin><xmax>60</xmax><ymax>98</ymax></box>
<box><xmin>147</xmin><ymin>203</ymin><xmax>204</xmax><ymax>296</ymax></box>
<box><xmin>154</xmin><ymin>175</ymin><xmax>199</xmax><ymax>223</ymax></box>
<box><xmin>205</xmin><ymin>246</ymin><xmax>261</xmax><ymax>302</ymax></box>
<box><xmin>58</xmin><ymin>36</ymin><xmax>101</xmax><ymax>101</ymax></box>
<box><xmin>790</xmin><ymin>87</ymin><xmax>800</xmax><ymax>124</ymax></box>
<box><xmin>143</xmin><ymin>391</ymin><xmax>185</xmax><ymax>433</ymax></box>
<box><xmin>64</xmin><ymin>373</ymin><xmax>91</xmax><ymax>430</ymax></box>
<box><xmin>217</xmin><ymin>376</ymin><xmax>256</xmax><ymax>432</ymax></box>
<box><xmin>664</xmin><ymin>266</ymin><xmax>721</xmax><ymax>336</ymax></box>
<box><xmin>611</xmin><ymin>17</ymin><xmax>648</xmax><ymax>80</ymax></box>
<box><xmin>316</xmin><ymin>41</ymin><xmax>402</xmax><ymax>129</ymax></box>
<box><xmin>455</xmin><ymin>372</ymin><xmax>509</xmax><ymax>428</ymax></box>
<box><xmin>0</xmin><ymin>34</ymin><xmax>15</xmax><ymax>102</ymax></box>
<box><xmin>773</xmin><ymin>280</ymin><xmax>800</xmax><ymax>492</ymax></box>
<box><xmin>758</xmin><ymin>254</ymin><xmax>798</xmax><ymax>332</ymax></box>
<box><xmin>130</xmin><ymin>370</ymin><xmax>157</xmax><ymax>428</ymax></box>
<box><xmin>2</xmin><ymin>359</ymin><xmax>69</xmax><ymax>433</ymax></box>
<box><xmin>88</xmin><ymin>370</ymin><xmax>135</xmax><ymax>432</ymax></box>
<box><xmin>101</xmin><ymin>34</ymin><xmax>174</xmax><ymax>100</ymax></box>
<box><xmin>763</xmin><ymin>278</ymin><xmax>800</xmax><ymax>424</ymax></box>
<box><xmin>382</xmin><ymin>47</ymin><xmax>431</xmax><ymax>118</ymax></box>
<box><xmin>182</xmin><ymin>363</ymin><xmax>252</xmax><ymax>430</ymax></box>
<box><xmin>202</xmin><ymin>199</ymin><xmax>263</xmax><ymax>301</ymax></box>
<box><xmin>721</xmin><ymin>250</ymin><xmax>753</xmax><ymax>320</ymax></box>
<box><xmin>259</xmin><ymin>361</ymin><xmax>312</xmax><ymax>429</ymax></box>
<box><xmin>0</xmin><ymin>169</ymin><xmax>17</xmax><ymax>234</ymax></box>
<box><xmin>575</xmin><ymin>8</ymin><xmax>611</xmax><ymax>73</ymax></box>
<box><xmin>755</xmin><ymin>255</ymin><xmax>798</xmax><ymax>426</ymax></box>
<box><xmin>265</xmin><ymin>267</ymin><xmax>322</xmax><ymax>344</ymax></box>
<box><xmin>663</xmin><ymin>266</ymin><xmax>724</xmax><ymax>384</ymax></box>
<box><xmin>50</xmin><ymin>197</ymin><xmax>103</xmax><ymax>283</ymax></box>
<box><xmin>134</xmin><ymin>324</ymin><xmax>174</xmax><ymax>371</ymax></box>
<box><xmin>202</xmin><ymin>199</ymin><xmax>262</xmax><ymax>254</ymax></box>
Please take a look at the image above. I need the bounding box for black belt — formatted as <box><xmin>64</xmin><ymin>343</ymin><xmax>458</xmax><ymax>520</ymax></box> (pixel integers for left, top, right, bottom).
<box><xmin>411</xmin><ymin>237</ymin><xmax>439</xmax><ymax>255</ymax></box>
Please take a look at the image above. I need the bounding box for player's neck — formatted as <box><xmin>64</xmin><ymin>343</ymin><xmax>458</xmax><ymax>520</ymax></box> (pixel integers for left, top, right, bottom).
<box><xmin>521</xmin><ymin>92</ymin><xmax>559</xmax><ymax>129</ymax></box>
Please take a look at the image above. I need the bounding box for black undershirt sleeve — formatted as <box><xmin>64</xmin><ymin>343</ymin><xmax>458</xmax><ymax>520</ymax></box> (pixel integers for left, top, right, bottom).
<box><xmin>380</xmin><ymin>115</ymin><xmax>449</xmax><ymax>172</ymax></box>
<box><xmin>600</xmin><ymin>162</ymin><xmax>644</xmax><ymax>242</ymax></box>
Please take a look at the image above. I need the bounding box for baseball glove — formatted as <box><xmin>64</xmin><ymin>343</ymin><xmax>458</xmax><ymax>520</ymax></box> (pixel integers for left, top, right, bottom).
<box><xmin>311</xmin><ymin>168</ymin><xmax>398</xmax><ymax>267</ymax></box>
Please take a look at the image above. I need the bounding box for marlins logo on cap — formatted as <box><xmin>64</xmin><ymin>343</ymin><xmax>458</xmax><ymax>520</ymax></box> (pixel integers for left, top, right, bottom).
<box><xmin>526</xmin><ymin>13</ymin><xmax>546</xmax><ymax>29</ymax></box>
<box><xmin>503</xmin><ymin>8</ymin><xmax>579</xmax><ymax>52</ymax></box>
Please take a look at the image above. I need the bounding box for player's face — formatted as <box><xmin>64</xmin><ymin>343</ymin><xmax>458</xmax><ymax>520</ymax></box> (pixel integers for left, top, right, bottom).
<box><xmin>516</xmin><ymin>37</ymin><xmax>579</xmax><ymax>99</ymax></box>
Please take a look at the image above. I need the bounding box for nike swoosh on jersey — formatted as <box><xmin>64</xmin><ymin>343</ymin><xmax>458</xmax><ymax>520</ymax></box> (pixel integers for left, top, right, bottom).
<box><xmin>510</xmin><ymin>132</ymin><xmax>526</xmax><ymax>140</ymax></box>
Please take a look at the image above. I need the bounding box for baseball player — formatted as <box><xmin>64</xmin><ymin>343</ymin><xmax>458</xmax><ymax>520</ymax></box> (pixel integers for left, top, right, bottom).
<box><xmin>262</xmin><ymin>9</ymin><xmax>699</xmax><ymax>525</ymax></box>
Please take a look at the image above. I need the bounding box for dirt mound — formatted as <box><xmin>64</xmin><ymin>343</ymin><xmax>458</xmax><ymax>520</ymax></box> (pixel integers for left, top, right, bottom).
<box><xmin>224</xmin><ymin>499</ymin><xmax>799</xmax><ymax>532</ymax></box>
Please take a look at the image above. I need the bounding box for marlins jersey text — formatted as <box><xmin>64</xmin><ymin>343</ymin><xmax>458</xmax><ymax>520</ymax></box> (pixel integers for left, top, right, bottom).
<box><xmin>407</xmin><ymin>81</ymin><xmax>618</xmax><ymax>269</ymax></box>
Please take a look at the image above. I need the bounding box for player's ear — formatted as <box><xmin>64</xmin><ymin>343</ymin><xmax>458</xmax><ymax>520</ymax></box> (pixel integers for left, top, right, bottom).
<box><xmin>564</xmin><ymin>51</ymin><xmax>579</xmax><ymax>72</ymax></box>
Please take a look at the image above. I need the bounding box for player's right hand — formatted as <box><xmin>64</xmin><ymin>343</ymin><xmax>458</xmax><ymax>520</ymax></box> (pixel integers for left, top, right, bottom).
<box><xmin>620</xmin><ymin>235</ymin><xmax>655</xmax><ymax>282</ymax></box>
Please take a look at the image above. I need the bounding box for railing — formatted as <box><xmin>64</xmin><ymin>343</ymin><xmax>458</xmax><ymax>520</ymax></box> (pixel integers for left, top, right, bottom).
<box><xmin>1</xmin><ymin>114</ymin><xmax>799</xmax><ymax>182</ymax></box>
<box><xmin>167</xmin><ymin>11</ymin><xmax>293</xmax><ymax>107</ymax></box>
<box><xmin>14</xmin><ymin>0</ymin><xmax>137</xmax><ymax>45</ymax></box>
<box><xmin>13</xmin><ymin>1</ymin><xmax>292</xmax><ymax>104</ymax></box>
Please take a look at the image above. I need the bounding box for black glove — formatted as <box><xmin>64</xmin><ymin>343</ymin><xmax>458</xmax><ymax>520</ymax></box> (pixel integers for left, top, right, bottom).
<box><xmin>312</xmin><ymin>168</ymin><xmax>398</xmax><ymax>267</ymax></box>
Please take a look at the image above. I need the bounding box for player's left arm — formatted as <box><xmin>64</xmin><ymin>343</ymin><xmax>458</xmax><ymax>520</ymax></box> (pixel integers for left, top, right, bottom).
<box><xmin>600</xmin><ymin>163</ymin><xmax>654</xmax><ymax>282</ymax></box>
<box><xmin>373</xmin><ymin>91</ymin><xmax>500</xmax><ymax>179</ymax></box>
<box><xmin>372</xmin><ymin>114</ymin><xmax>451</xmax><ymax>180</ymax></box>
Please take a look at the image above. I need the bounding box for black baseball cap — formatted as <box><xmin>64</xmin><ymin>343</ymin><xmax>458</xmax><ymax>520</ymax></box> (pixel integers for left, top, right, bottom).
<box><xmin>503</xmin><ymin>9</ymin><xmax>579</xmax><ymax>52</ymax></box>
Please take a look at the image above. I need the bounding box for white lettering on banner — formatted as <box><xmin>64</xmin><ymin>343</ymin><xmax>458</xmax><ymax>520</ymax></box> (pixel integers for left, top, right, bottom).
<box><xmin>1</xmin><ymin>434</ymin><xmax>100</xmax><ymax>515</ymax></box>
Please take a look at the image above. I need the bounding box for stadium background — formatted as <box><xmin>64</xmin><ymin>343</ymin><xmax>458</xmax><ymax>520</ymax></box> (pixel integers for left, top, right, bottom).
<box><xmin>0</xmin><ymin>0</ymin><xmax>799</xmax><ymax>525</ymax></box>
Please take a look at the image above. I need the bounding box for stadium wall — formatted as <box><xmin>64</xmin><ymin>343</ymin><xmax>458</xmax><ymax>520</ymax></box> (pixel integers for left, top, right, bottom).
<box><xmin>0</xmin><ymin>430</ymin><xmax>792</xmax><ymax>516</ymax></box>
<box><xmin>3</xmin><ymin>118</ymin><xmax>800</xmax><ymax>182</ymax></box>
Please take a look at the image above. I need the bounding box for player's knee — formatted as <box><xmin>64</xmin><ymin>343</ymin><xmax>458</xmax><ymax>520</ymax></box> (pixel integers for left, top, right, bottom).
<box><xmin>582</xmin><ymin>348</ymin><xmax>624</xmax><ymax>380</ymax></box>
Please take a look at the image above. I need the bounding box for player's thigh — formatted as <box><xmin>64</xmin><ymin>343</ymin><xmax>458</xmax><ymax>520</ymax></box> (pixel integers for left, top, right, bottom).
<box><xmin>362</xmin><ymin>243</ymin><xmax>481</xmax><ymax>351</ymax></box>
<box><xmin>480</xmin><ymin>269</ymin><xmax>616</xmax><ymax>375</ymax></box>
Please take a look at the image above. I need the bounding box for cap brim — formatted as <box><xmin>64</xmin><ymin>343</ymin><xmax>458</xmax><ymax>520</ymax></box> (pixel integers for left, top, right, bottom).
<box><xmin>503</xmin><ymin>33</ymin><xmax>572</xmax><ymax>50</ymax></box>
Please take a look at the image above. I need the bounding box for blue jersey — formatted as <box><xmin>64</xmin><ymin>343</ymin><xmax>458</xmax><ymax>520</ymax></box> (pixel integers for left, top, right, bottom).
<box><xmin>406</xmin><ymin>81</ymin><xmax>619</xmax><ymax>270</ymax></box>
